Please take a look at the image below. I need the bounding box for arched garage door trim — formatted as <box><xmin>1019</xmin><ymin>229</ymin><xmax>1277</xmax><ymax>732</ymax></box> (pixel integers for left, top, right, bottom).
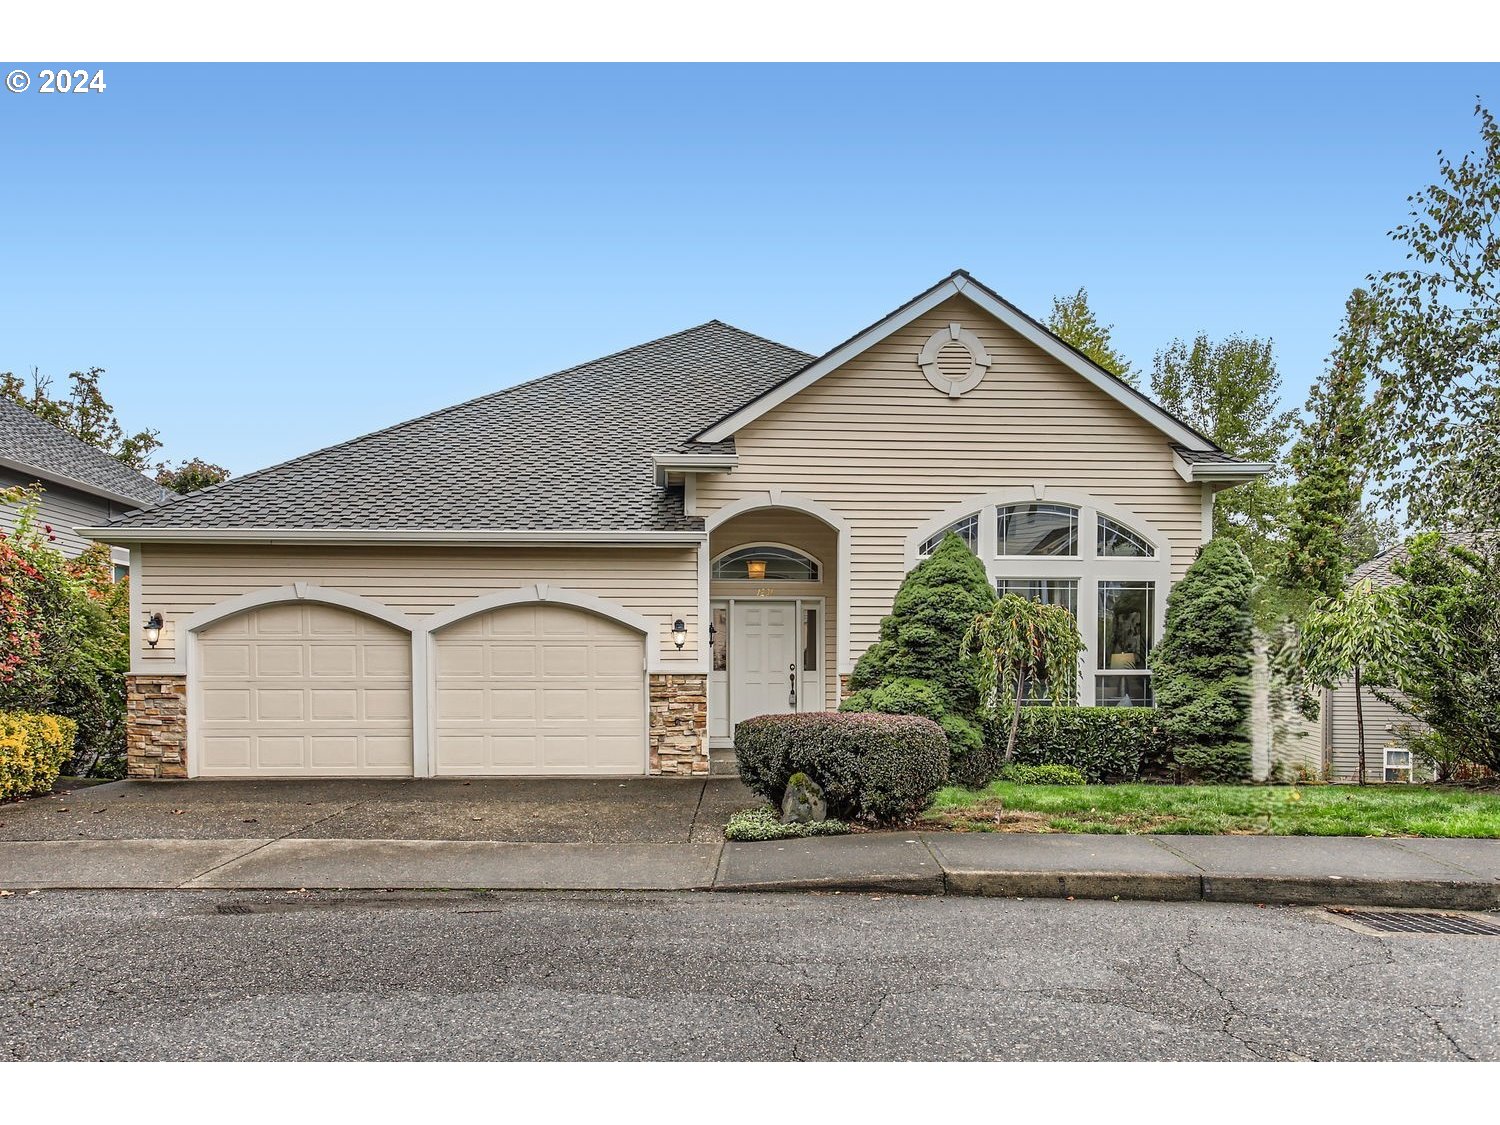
<box><xmin>183</xmin><ymin>584</ymin><xmax>418</xmax><ymax>778</ymax></box>
<box><xmin>420</xmin><ymin>585</ymin><xmax>652</xmax><ymax>777</ymax></box>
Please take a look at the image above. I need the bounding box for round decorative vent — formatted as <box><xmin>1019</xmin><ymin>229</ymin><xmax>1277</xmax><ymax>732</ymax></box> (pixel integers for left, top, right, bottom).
<box><xmin>918</xmin><ymin>323</ymin><xmax>991</xmax><ymax>397</ymax></box>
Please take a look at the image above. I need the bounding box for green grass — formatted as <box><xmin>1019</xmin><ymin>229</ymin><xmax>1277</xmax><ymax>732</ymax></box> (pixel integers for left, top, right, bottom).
<box><xmin>922</xmin><ymin>781</ymin><xmax>1500</xmax><ymax>837</ymax></box>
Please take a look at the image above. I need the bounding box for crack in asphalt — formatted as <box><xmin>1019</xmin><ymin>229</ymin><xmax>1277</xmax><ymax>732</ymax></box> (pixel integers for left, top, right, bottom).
<box><xmin>1418</xmin><ymin>1005</ymin><xmax>1475</xmax><ymax>1060</ymax></box>
<box><xmin>1171</xmin><ymin>925</ymin><xmax>1278</xmax><ymax>1060</ymax></box>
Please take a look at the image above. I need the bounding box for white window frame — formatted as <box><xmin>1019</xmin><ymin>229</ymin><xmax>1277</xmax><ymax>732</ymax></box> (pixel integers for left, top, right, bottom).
<box><xmin>710</xmin><ymin>541</ymin><xmax>823</xmax><ymax>583</ymax></box>
<box><xmin>1384</xmin><ymin>746</ymin><xmax>1414</xmax><ymax>784</ymax></box>
<box><xmin>907</xmin><ymin>488</ymin><xmax>1171</xmax><ymax>707</ymax></box>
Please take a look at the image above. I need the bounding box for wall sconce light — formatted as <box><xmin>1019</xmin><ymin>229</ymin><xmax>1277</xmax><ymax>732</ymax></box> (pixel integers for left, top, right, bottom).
<box><xmin>671</xmin><ymin>618</ymin><xmax>687</xmax><ymax>650</ymax></box>
<box><xmin>143</xmin><ymin>612</ymin><xmax>164</xmax><ymax>649</ymax></box>
<box><xmin>746</xmin><ymin>559</ymin><xmax>767</xmax><ymax>580</ymax></box>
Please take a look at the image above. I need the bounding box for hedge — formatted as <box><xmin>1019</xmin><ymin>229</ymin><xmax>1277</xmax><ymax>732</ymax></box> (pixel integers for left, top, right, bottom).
<box><xmin>0</xmin><ymin>711</ymin><xmax>77</xmax><ymax>801</ymax></box>
<box><xmin>734</xmin><ymin>710</ymin><xmax>950</xmax><ymax>823</ymax></box>
<box><xmin>982</xmin><ymin>706</ymin><xmax>1168</xmax><ymax>783</ymax></box>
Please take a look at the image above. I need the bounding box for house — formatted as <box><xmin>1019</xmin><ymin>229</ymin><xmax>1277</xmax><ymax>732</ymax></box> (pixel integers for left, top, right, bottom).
<box><xmin>83</xmin><ymin>271</ymin><xmax>1268</xmax><ymax>780</ymax></box>
<box><xmin>1</xmin><ymin>396</ymin><xmax>169</xmax><ymax>577</ymax></box>
<box><xmin>1323</xmin><ymin>546</ymin><xmax>1426</xmax><ymax>783</ymax></box>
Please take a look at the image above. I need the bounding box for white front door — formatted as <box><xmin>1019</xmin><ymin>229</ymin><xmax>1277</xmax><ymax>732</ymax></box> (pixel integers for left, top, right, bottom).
<box><xmin>730</xmin><ymin>600</ymin><xmax>799</xmax><ymax>727</ymax></box>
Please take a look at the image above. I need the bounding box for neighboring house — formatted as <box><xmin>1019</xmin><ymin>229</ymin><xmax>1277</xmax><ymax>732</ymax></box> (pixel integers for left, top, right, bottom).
<box><xmin>1323</xmin><ymin>546</ymin><xmax>1425</xmax><ymax>784</ymax></box>
<box><xmin>84</xmin><ymin>271</ymin><xmax>1268</xmax><ymax>780</ymax></box>
<box><xmin>0</xmin><ymin>396</ymin><xmax>169</xmax><ymax>577</ymax></box>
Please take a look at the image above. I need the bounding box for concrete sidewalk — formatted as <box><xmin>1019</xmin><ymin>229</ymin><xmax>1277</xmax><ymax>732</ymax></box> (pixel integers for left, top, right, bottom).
<box><xmin>2</xmin><ymin>831</ymin><xmax>1497</xmax><ymax>908</ymax></box>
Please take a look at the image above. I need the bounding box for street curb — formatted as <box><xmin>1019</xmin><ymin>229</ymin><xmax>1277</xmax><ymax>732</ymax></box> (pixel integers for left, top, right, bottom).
<box><xmin>712</xmin><ymin>872</ymin><xmax>947</xmax><ymax>896</ymax></box>
<box><xmin>941</xmin><ymin>869</ymin><xmax>1202</xmax><ymax>902</ymax></box>
<box><xmin>1201</xmin><ymin>875</ymin><xmax>1499</xmax><ymax>910</ymax></box>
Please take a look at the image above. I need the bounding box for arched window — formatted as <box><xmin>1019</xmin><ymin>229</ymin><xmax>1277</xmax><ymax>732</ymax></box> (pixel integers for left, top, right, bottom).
<box><xmin>918</xmin><ymin>513</ymin><xmax>979</xmax><ymax>557</ymax></box>
<box><xmin>712</xmin><ymin>544</ymin><xmax>820</xmax><ymax>582</ymax></box>
<box><xmin>1097</xmin><ymin>515</ymin><xmax>1155</xmax><ymax>558</ymax></box>
<box><xmin>998</xmin><ymin>503</ymin><xmax>1078</xmax><ymax>556</ymax></box>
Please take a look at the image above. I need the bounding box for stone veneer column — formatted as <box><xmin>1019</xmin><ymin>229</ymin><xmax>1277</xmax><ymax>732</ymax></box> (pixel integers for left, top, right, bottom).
<box><xmin>126</xmin><ymin>674</ymin><xmax>188</xmax><ymax>779</ymax></box>
<box><xmin>648</xmin><ymin>673</ymin><xmax>708</xmax><ymax>776</ymax></box>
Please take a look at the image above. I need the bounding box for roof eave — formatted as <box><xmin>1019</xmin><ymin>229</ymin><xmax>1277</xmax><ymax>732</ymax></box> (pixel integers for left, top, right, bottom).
<box><xmin>1172</xmin><ymin>451</ymin><xmax>1274</xmax><ymax>485</ymax></box>
<box><xmin>77</xmin><ymin>527</ymin><xmax>707</xmax><ymax>547</ymax></box>
<box><xmin>0</xmin><ymin>453</ymin><xmax>163</xmax><ymax>510</ymax></box>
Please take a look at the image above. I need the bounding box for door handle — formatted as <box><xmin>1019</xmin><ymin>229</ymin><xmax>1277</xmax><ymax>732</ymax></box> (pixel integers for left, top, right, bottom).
<box><xmin>789</xmin><ymin>662</ymin><xmax>797</xmax><ymax>709</ymax></box>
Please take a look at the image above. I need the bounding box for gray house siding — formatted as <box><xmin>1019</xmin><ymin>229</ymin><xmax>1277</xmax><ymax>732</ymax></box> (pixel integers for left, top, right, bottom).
<box><xmin>0</xmin><ymin>465</ymin><xmax>135</xmax><ymax>564</ymax></box>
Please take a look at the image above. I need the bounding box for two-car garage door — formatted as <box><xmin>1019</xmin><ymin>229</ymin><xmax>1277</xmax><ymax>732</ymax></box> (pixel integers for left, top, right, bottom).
<box><xmin>193</xmin><ymin>600</ymin><xmax>647</xmax><ymax>777</ymax></box>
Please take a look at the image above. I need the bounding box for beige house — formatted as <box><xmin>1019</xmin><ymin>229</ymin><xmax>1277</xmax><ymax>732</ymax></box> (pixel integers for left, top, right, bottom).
<box><xmin>86</xmin><ymin>272</ymin><xmax>1267</xmax><ymax>780</ymax></box>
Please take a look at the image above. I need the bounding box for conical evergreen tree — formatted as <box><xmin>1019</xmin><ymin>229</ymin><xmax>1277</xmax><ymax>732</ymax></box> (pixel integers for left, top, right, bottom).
<box><xmin>1152</xmin><ymin>537</ymin><xmax>1256</xmax><ymax>782</ymax></box>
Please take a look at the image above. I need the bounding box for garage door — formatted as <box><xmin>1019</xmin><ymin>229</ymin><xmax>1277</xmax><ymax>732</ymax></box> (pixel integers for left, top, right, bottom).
<box><xmin>195</xmin><ymin>602</ymin><xmax>413</xmax><ymax>776</ymax></box>
<box><xmin>432</xmin><ymin>603</ymin><xmax>646</xmax><ymax>775</ymax></box>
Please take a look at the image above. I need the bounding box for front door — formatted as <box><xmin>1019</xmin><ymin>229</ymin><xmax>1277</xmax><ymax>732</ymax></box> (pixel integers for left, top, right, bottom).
<box><xmin>730</xmin><ymin>600</ymin><xmax>799</xmax><ymax>727</ymax></box>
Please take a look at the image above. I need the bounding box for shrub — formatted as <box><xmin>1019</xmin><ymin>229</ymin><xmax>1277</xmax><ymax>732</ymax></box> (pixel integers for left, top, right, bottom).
<box><xmin>842</xmin><ymin>534</ymin><xmax>996</xmax><ymax>783</ymax></box>
<box><xmin>999</xmin><ymin>763</ymin><xmax>1087</xmax><ymax>786</ymax></box>
<box><xmin>0</xmin><ymin>711</ymin><xmax>77</xmax><ymax>801</ymax></box>
<box><xmin>1152</xmin><ymin>537</ymin><xmax>1255</xmax><ymax>782</ymax></box>
<box><xmin>982</xmin><ymin>706</ymin><xmax>1167</xmax><ymax>783</ymax></box>
<box><xmin>734</xmin><ymin>711</ymin><xmax>950</xmax><ymax>823</ymax></box>
<box><xmin>723</xmin><ymin>805</ymin><xmax>851</xmax><ymax>842</ymax></box>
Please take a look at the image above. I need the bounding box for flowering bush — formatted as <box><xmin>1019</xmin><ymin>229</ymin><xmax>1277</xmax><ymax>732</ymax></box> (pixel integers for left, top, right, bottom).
<box><xmin>0</xmin><ymin>710</ymin><xmax>78</xmax><ymax>800</ymax></box>
<box><xmin>0</xmin><ymin>488</ymin><xmax>128</xmax><ymax>776</ymax></box>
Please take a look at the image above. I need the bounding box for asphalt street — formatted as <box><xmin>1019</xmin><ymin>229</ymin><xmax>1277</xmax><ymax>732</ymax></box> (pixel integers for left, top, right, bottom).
<box><xmin>2</xmin><ymin>890</ymin><xmax>1495</xmax><ymax>1060</ymax></box>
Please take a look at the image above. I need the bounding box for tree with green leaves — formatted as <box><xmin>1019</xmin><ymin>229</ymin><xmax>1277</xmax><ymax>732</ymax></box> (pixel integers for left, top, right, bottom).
<box><xmin>1</xmin><ymin>367</ymin><xmax>161</xmax><ymax>470</ymax></box>
<box><xmin>962</xmin><ymin>594</ymin><xmax>1085</xmax><ymax>765</ymax></box>
<box><xmin>842</xmin><ymin>533</ymin><xmax>998</xmax><ymax>784</ymax></box>
<box><xmin>1151</xmin><ymin>334</ymin><xmax>1295</xmax><ymax>575</ymax></box>
<box><xmin>1385</xmin><ymin>533</ymin><xmax>1500</xmax><ymax>777</ymax></box>
<box><xmin>1366</xmin><ymin>101</ymin><xmax>1500</xmax><ymax>533</ymax></box>
<box><xmin>1045</xmin><ymin>288</ymin><xmax>1136</xmax><ymax>385</ymax></box>
<box><xmin>1300</xmin><ymin>577</ymin><xmax>1406</xmax><ymax>785</ymax></box>
<box><xmin>157</xmin><ymin>457</ymin><xmax>231</xmax><ymax>495</ymax></box>
<box><xmin>1152</xmin><ymin>537</ymin><xmax>1256</xmax><ymax>782</ymax></box>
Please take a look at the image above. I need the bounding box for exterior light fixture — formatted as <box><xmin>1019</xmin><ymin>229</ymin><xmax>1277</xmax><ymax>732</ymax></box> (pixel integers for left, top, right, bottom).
<box><xmin>671</xmin><ymin>618</ymin><xmax>687</xmax><ymax>650</ymax></box>
<box><xmin>746</xmin><ymin>558</ymin><xmax>767</xmax><ymax>580</ymax></box>
<box><xmin>143</xmin><ymin>612</ymin><xmax>164</xmax><ymax>649</ymax></box>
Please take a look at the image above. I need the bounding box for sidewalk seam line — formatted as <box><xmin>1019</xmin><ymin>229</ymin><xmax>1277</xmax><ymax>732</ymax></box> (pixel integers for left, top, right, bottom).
<box><xmin>176</xmin><ymin>801</ymin><xmax>361</xmax><ymax>887</ymax></box>
<box><xmin>916</xmin><ymin>835</ymin><xmax>949</xmax><ymax>896</ymax></box>
<box><xmin>173</xmin><ymin>838</ymin><xmax>279</xmax><ymax>888</ymax></box>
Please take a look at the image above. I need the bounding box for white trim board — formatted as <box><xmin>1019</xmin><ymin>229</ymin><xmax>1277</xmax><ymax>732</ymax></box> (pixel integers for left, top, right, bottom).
<box><xmin>694</xmin><ymin>270</ymin><xmax>1217</xmax><ymax>451</ymax></box>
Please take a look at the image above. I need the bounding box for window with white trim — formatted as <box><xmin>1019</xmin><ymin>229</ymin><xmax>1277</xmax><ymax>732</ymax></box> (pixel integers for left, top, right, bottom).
<box><xmin>712</xmin><ymin>544</ymin><xmax>820</xmax><ymax>582</ymax></box>
<box><xmin>919</xmin><ymin>513</ymin><xmax>979</xmax><ymax>557</ymax></box>
<box><xmin>998</xmin><ymin>578</ymin><xmax>1080</xmax><ymax>703</ymax></box>
<box><xmin>1384</xmin><ymin>747</ymin><xmax>1413</xmax><ymax>783</ymax></box>
<box><xmin>909</xmin><ymin>495</ymin><xmax>1168</xmax><ymax>707</ymax></box>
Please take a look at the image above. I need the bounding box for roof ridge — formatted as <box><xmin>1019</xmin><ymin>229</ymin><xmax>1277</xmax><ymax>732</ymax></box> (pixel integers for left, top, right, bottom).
<box><xmin>107</xmin><ymin>319</ymin><xmax>801</xmax><ymax>522</ymax></box>
<box><xmin>0</xmin><ymin>395</ymin><xmax>167</xmax><ymax>504</ymax></box>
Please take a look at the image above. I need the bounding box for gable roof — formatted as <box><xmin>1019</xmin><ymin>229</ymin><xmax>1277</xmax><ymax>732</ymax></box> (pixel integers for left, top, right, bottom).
<box><xmin>0</xmin><ymin>397</ymin><xmax>169</xmax><ymax>507</ymax></box>
<box><xmin>95</xmin><ymin>321</ymin><xmax>812</xmax><ymax>539</ymax></box>
<box><xmin>693</xmin><ymin>270</ymin><xmax>1219</xmax><ymax>451</ymax></box>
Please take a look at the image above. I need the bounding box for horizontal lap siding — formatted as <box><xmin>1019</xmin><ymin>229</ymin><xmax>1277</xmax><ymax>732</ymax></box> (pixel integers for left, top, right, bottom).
<box><xmin>0</xmin><ymin>467</ymin><xmax>116</xmax><ymax>558</ymax></box>
<box><xmin>1326</xmin><ymin>681</ymin><xmax>1423</xmax><ymax>783</ymax></box>
<box><xmin>694</xmin><ymin>295</ymin><xmax>1205</xmax><ymax>666</ymax></box>
<box><xmin>136</xmin><ymin>543</ymin><xmax>700</xmax><ymax>669</ymax></box>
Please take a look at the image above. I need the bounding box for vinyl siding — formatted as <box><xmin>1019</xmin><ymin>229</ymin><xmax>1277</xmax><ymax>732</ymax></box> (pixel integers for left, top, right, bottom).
<box><xmin>1325</xmin><ymin>681</ymin><xmax>1424</xmax><ymax>783</ymax></box>
<box><xmin>0</xmin><ymin>466</ymin><xmax>127</xmax><ymax>559</ymax></box>
<box><xmin>709</xmin><ymin>508</ymin><xmax>838</xmax><ymax>705</ymax></box>
<box><xmin>134</xmin><ymin>543</ymin><xmax>700</xmax><ymax>670</ymax></box>
<box><xmin>694</xmin><ymin>294</ymin><xmax>1206</xmax><ymax>665</ymax></box>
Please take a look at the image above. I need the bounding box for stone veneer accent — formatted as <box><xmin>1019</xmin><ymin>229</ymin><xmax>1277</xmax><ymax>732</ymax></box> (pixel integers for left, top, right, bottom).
<box><xmin>648</xmin><ymin>673</ymin><xmax>709</xmax><ymax>776</ymax></box>
<box><xmin>126</xmin><ymin>674</ymin><xmax>189</xmax><ymax>779</ymax></box>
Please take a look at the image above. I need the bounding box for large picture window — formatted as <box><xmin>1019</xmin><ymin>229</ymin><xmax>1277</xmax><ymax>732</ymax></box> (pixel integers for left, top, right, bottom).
<box><xmin>997</xmin><ymin>503</ymin><xmax>1078</xmax><ymax>556</ymax></box>
<box><xmin>911</xmin><ymin>494</ymin><xmax>1168</xmax><ymax>706</ymax></box>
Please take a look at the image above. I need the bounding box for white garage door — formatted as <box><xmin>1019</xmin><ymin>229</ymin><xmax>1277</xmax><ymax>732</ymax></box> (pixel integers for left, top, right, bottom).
<box><xmin>195</xmin><ymin>602</ymin><xmax>413</xmax><ymax>776</ymax></box>
<box><xmin>432</xmin><ymin>603</ymin><xmax>646</xmax><ymax>775</ymax></box>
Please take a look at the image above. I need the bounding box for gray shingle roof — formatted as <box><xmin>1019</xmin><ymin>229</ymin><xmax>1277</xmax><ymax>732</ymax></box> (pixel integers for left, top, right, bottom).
<box><xmin>105</xmin><ymin>321</ymin><xmax>813</xmax><ymax>533</ymax></box>
<box><xmin>1170</xmin><ymin>445</ymin><xmax>1251</xmax><ymax>466</ymax></box>
<box><xmin>0</xmin><ymin>397</ymin><xmax>168</xmax><ymax>506</ymax></box>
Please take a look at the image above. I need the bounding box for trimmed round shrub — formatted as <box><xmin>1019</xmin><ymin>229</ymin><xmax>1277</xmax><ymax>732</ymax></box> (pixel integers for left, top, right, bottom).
<box><xmin>999</xmin><ymin>762</ymin><xmax>1086</xmax><ymax>786</ymax></box>
<box><xmin>868</xmin><ymin>677</ymin><xmax>946</xmax><ymax>723</ymax></box>
<box><xmin>734</xmin><ymin>711</ymin><xmax>949</xmax><ymax>824</ymax></box>
<box><xmin>0</xmin><ymin>712</ymin><xmax>78</xmax><ymax>801</ymax></box>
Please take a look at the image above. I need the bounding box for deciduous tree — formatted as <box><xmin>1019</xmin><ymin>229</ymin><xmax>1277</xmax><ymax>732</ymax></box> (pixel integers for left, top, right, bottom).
<box><xmin>1046</xmin><ymin>287</ymin><xmax>1136</xmax><ymax>385</ymax></box>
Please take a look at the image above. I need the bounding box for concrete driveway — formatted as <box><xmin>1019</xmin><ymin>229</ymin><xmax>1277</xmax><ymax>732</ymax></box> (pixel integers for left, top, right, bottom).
<box><xmin>0</xmin><ymin>777</ymin><xmax>756</xmax><ymax>845</ymax></box>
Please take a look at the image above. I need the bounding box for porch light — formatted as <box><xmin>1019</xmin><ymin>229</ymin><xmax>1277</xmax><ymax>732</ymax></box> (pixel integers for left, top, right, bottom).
<box><xmin>746</xmin><ymin>558</ymin><xmax>767</xmax><ymax>580</ymax></box>
<box><xmin>671</xmin><ymin>618</ymin><xmax>687</xmax><ymax>650</ymax></box>
<box><xmin>143</xmin><ymin>612</ymin><xmax>164</xmax><ymax>649</ymax></box>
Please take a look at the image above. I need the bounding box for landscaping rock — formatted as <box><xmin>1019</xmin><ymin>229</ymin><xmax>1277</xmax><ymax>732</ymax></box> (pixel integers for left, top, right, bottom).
<box><xmin>781</xmin><ymin>772</ymin><xmax>827</xmax><ymax>824</ymax></box>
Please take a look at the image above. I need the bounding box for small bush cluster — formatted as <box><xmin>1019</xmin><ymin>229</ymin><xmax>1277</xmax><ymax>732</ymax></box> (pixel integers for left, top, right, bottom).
<box><xmin>723</xmin><ymin>805</ymin><xmax>851</xmax><ymax>842</ymax></box>
<box><xmin>998</xmin><ymin>762</ymin><xmax>1087</xmax><ymax>786</ymax></box>
<box><xmin>983</xmin><ymin>706</ymin><xmax>1167</xmax><ymax>783</ymax></box>
<box><xmin>0</xmin><ymin>711</ymin><xmax>77</xmax><ymax>801</ymax></box>
<box><xmin>735</xmin><ymin>711</ymin><xmax>950</xmax><ymax>823</ymax></box>
<box><xmin>841</xmin><ymin>534</ymin><xmax>997</xmax><ymax>785</ymax></box>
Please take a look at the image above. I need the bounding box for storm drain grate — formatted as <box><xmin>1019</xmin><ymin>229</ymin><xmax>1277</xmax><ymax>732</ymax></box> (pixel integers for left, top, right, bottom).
<box><xmin>1329</xmin><ymin>909</ymin><xmax>1500</xmax><ymax>935</ymax></box>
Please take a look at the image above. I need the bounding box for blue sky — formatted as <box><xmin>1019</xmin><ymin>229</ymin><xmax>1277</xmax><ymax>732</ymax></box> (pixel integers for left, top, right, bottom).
<box><xmin>2</xmin><ymin>63</ymin><xmax>1497</xmax><ymax>473</ymax></box>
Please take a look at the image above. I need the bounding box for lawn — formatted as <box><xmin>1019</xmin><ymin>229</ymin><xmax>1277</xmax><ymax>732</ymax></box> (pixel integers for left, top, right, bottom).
<box><xmin>922</xmin><ymin>781</ymin><xmax>1500</xmax><ymax>837</ymax></box>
